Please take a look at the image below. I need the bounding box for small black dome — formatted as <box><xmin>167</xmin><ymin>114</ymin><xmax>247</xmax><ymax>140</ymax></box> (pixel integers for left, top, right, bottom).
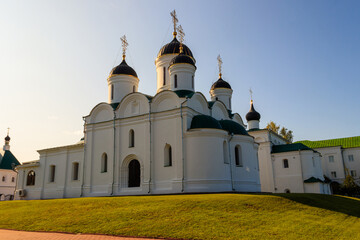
<box><xmin>4</xmin><ymin>135</ymin><xmax>10</xmax><ymax>141</ymax></box>
<box><xmin>246</xmin><ymin>102</ymin><xmax>261</xmax><ymax>121</ymax></box>
<box><xmin>169</xmin><ymin>52</ymin><xmax>196</xmax><ymax>67</ymax></box>
<box><xmin>211</xmin><ymin>77</ymin><xmax>232</xmax><ymax>90</ymax></box>
<box><xmin>157</xmin><ymin>37</ymin><xmax>194</xmax><ymax>59</ymax></box>
<box><xmin>110</xmin><ymin>60</ymin><xmax>138</xmax><ymax>78</ymax></box>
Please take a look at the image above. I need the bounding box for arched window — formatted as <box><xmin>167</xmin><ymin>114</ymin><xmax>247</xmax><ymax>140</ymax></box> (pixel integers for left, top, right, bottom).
<box><xmin>128</xmin><ymin>160</ymin><xmax>140</xmax><ymax>187</ymax></box>
<box><xmin>129</xmin><ymin>129</ymin><xmax>135</xmax><ymax>148</ymax></box>
<box><xmin>26</xmin><ymin>171</ymin><xmax>35</xmax><ymax>186</ymax></box>
<box><xmin>49</xmin><ymin>165</ymin><xmax>56</xmax><ymax>182</ymax></box>
<box><xmin>192</xmin><ymin>75</ymin><xmax>194</xmax><ymax>88</ymax></box>
<box><xmin>72</xmin><ymin>162</ymin><xmax>79</xmax><ymax>180</ymax></box>
<box><xmin>11</xmin><ymin>177</ymin><xmax>15</xmax><ymax>182</ymax></box>
<box><xmin>164</xmin><ymin>144</ymin><xmax>172</xmax><ymax>167</ymax></box>
<box><xmin>101</xmin><ymin>153</ymin><xmax>108</xmax><ymax>173</ymax></box>
<box><xmin>163</xmin><ymin>67</ymin><xmax>166</xmax><ymax>86</ymax></box>
<box><xmin>235</xmin><ymin>145</ymin><xmax>243</xmax><ymax>167</ymax></box>
<box><xmin>174</xmin><ymin>75</ymin><xmax>178</xmax><ymax>88</ymax></box>
<box><xmin>223</xmin><ymin>141</ymin><xmax>229</xmax><ymax>164</ymax></box>
<box><xmin>133</xmin><ymin>85</ymin><xmax>135</xmax><ymax>92</ymax></box>
<box><xmin>111</xmin><ymin>84</ymin><xmax>114</xmax><ymax>100</ymax></box>
<box><xmin>285</xmin><ymin>189</ymin><xmax>291</xmax><ymax>193</ymax></box>
<box><xmin>2</xmin><ymin>176</ymin><xmax>5</xmax><ymax>182</ymax></box>
<box><xmin>283</xmin><ymin>159</ymin><xmax>289</xmax><ymax>168</ymax></box>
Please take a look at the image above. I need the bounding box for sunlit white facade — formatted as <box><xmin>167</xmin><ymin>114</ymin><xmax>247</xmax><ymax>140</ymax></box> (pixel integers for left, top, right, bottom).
<box><xmin>15</xmin><ymin>29</ymin><xmax>261</xmax><ymax>200</ymax></box>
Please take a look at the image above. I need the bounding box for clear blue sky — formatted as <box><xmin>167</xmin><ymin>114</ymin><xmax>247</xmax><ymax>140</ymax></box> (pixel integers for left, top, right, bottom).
<box><xmin>1</xmin><ymin>0</ymin><xmax>359</xmax><ymax>162</ymax></box>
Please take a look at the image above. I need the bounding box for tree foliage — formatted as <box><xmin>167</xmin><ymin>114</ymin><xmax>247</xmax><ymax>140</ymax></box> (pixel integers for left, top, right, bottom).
<box><xmin>266</xmin><ymin>121</ymin><xmax>294</xmax><ymax>143</ymax></box>
<box><xmin>341</xmin><ymin>174</ymin><xmax>360</xmax><ymax>196</ymax></box>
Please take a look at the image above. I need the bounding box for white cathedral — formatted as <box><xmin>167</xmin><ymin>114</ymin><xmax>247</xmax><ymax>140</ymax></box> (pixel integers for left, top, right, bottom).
<box><xmin>15</xmin><ymin>15</ymin><xmax>263</xmax><ymax>200</ymax></box>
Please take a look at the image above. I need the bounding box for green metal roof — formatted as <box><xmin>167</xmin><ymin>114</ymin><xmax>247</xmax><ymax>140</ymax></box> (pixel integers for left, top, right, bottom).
<box><xmin>0</xmin><ymin>150</ymin><xmax>20</xmax><ymax>170</ymax></box>
<box><xmin>271</xmin><ymin>143</ymin><xmax>314</xmax><ymax>153</ymax></box>
<box><xmin>304</xmin><ymin>177</ymin><xmax>324</xmax><ymax>183</ymax></box>
<box><xmin>190</xmin><ymin>115</ymin><xmax>222</xmax><ymax>130</ymax></box>
<box><xmin>144</xmin><ymin>94</ymin><xmax>153</xmax><ymax>101</ymax></box>
<box><xmin>296</xmin><ymin>136</ymin><xmax>360</xmax><ymax>149</ymax></box>
<box><xmin>247</xmin><ymin>128</ymin><xmax>261</xmax><ymax>132</ymax></box>
<box><xmin>207</xmin><ymin>101</ymin><xmax>215</xmax><ymax>108</ymax></box>
<box><xmin>173</xmin><ymin>90</ymin><xmax>195</xmax><ymax>98</ymax></box>
<box><xmin>227</xmin><ymin>110</ymin><xmax>234</xmax><ymax>118</ymax></box>
<box><xmin>219</xmin><ymin>120</ymin><xmax>249</xmax><ymax>136</ymax></box>
<box><xmin>110</xmin><ymin>102</ymin><xmax>120</xmax><ymax>110</ymax></box>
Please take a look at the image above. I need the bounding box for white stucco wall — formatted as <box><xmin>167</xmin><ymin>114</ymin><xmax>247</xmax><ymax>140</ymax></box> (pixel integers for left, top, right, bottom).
<box><xmin>15</xmin><ymin>89</ymin><xmax>261</xmax><ymax>199</ymax></box>
<box><xmin>0</xmin><ymin>169</ymin><xmax>17</xmax><ymax>200</ymax></box>
<box><xmin>314</xmin><ymin>146</ymin><xmax>345</xmax><ymax>182</ymax></box>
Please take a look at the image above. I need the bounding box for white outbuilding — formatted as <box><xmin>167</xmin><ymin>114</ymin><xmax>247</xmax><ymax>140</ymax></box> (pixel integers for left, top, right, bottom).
<box><xmin>245</xmin><ymin>101</ymin><xmax>331</xmax><ymax>194</ymax></box>
<box><xmin>0</xmin><ymin>134</ymin><xmax>20</xmax><ymax>200</ymax></box>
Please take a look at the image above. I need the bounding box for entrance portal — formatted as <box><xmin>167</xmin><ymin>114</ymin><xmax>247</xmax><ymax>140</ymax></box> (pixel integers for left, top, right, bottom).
<box><xmin>128</xmin><ymin>160</ymin><xmax>140</xmax><ymax>187</ymax></box>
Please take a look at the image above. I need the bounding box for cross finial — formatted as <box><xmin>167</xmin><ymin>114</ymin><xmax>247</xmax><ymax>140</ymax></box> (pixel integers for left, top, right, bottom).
<box><xmin>7</xmin><ymin>127</ymin><xmax>10</xmax><ymax>136</ymax></box>
<box><xmin>120</xmin><ymin>35</ymin><xmax>128</xmax><ymax>60</ymax></box>
<box><xmin>177</xmin><ymin>25</ymin><xmax>185</xmax><ymax>53</ymax></box>
<box><xmin>249</xmin><ymin>88</ymin><xmax>253</xmax><ymax>103</ymax></box>
<box><xmin>217</xmin><ymin>55</ymin><xmax>223</xmax><ymax>78</ymax></box>
<box><xmin>170</xmin><ymin>10</ymin><xmax>178</xmax><ymax>37</ymax></box>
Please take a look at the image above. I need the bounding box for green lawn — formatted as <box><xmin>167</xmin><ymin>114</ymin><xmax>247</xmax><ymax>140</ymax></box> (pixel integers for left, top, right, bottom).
<box><xmin>0</xmin><ymin>193</ymin><xmax>359</xmax><ymax>239</ymax></box>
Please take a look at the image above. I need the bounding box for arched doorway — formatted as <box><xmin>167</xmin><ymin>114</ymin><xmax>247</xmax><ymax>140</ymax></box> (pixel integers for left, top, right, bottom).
<box><xmin>128</xmin><ymin>160</ymin><xmax>140</xmax><ymax>187</ymax></box>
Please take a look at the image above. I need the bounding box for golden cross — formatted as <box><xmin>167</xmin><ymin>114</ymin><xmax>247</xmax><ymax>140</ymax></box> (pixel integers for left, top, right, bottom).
<box><xmin>217</xmin><ymin>55</ymin><xmax>223</xmax><ymax>77</ymax></box>
<box><xmin>120</xmin><ymin>35</ymin><xmax>128</xmax><ymax>60</ymax></box>
<box><xmin>7</xmin><ymin>127</ymin><xmax>9</xmax><ymax>136</ymax></box>
<box><xmin>170</xmin><ymin>10</ymin><xmax>178</xmax><ymax>36</ymax></box>
<box><xmin>249</xmin><ymin>88</ymin><xmax>253</xmax><ymax>102</ymax></box>
<box><xmin>177</xmin><ymin>25</ymin><xmax>185</xmax><ymax>52</ymax></box>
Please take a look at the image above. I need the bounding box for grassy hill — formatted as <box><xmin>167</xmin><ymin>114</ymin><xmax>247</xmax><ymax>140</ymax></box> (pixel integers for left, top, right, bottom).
<box><xmin>0</xmin><ymin>193</ymin><xmax>359</xmax><ymax>239</ymax></box>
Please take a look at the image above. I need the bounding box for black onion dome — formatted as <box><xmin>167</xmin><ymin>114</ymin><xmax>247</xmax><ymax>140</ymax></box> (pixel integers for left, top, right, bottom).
<box><xmin>110</xmin><ymin>59</ymin><xmax>138</xmax><ymax>78</ymax></box>
<box><xmin>211</xmin><ymin>77</ymin><xmax>232</xmax><ymax>90</ymax></box>
<box><xmin>4</xmin><ymin>135</ymin><xmax>10</xmax><ymax>141</ymax></box>
<box><xmin>246</xmin><ymin>102</ymin><xmax>261</xmax><ymax>121</ymax></box>
<box><xmin>157</xmin><ymin>37</ymin><xmax>194</xmax><ymax>59</ymax></box>
<box><xmin>169</xmin><ymin>52</ymin><xmax>196</xmax><ymax>67</ymax></box>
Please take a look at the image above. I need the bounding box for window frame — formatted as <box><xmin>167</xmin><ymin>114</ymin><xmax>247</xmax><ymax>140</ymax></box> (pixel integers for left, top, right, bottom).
<box><xmin>26</xmin><ymin>170</ymin><xmax>36</xmax><ymax>186</ymax></box>
<box><xmin>101</xmin><ymin>153</ymin><xmax>108</xmax><ymax>173</ymax></box>
<box><xmin>49</xmin><ymin>165</ymin><xmax>56</xmax><ymax>183</ymax></box>
<box><xmin>72</xmin><ymin>162</ymin><xmax>79</xmax><ymax>180</ymax></box>
<box><xmin>163</xmin><ymin>67</ymin><xmax>166</xmax><ymax>86</ymax></box>
<box><xmin>235</xmin><ymin>145</ymin><xmax>243</xmax><ymax>167</ymax></box>
<box><xmin>283</xmin><ymin>159</ymin><xmax>289</xmax><ymax>168</ymax></box>
<box><xmin>129</xmin><ymin>129</ymin><xmax>135</xmax><ymax>148</ymax></box>
<box><xmin>164</xmin><ymin>144</ymin><xmax>172</xmax><ymax>167</ymax></box>
<box><xmin>223</xmin><ymin>141</ymin><xmax>229</xmax><ymax>164</ymax></box>
<box><xmin>111</xmin><ymin>84</ymin><xmax>114</xmax><ymax>100</ymax></box>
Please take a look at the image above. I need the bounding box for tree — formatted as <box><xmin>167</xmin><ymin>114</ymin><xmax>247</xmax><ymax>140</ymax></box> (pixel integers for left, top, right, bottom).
<box><xmin>280</xmin><ymin>127</ymin><xmax>293</xmax><ymax>143</ymax></box>
<box><xmin>266</xmin><ymin>121</ymin><xmax>293</xmax><ymax>143</ymax></box>
<box><xmin>341</xmin><ymin>174</ymin><xmax>360</xmax><ymax>196</ymax></box>
<box><xmin>266</xmin><ymin>121</ymin><xmax>280</xmax><ymax>134</ymax></box>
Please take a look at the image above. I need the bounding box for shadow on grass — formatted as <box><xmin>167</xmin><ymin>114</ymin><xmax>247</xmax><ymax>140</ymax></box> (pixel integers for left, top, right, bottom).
<box><xmin>275</xmin><ymin>193</ymin><xmax>360</xmax><ymax>218</ymax></box>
